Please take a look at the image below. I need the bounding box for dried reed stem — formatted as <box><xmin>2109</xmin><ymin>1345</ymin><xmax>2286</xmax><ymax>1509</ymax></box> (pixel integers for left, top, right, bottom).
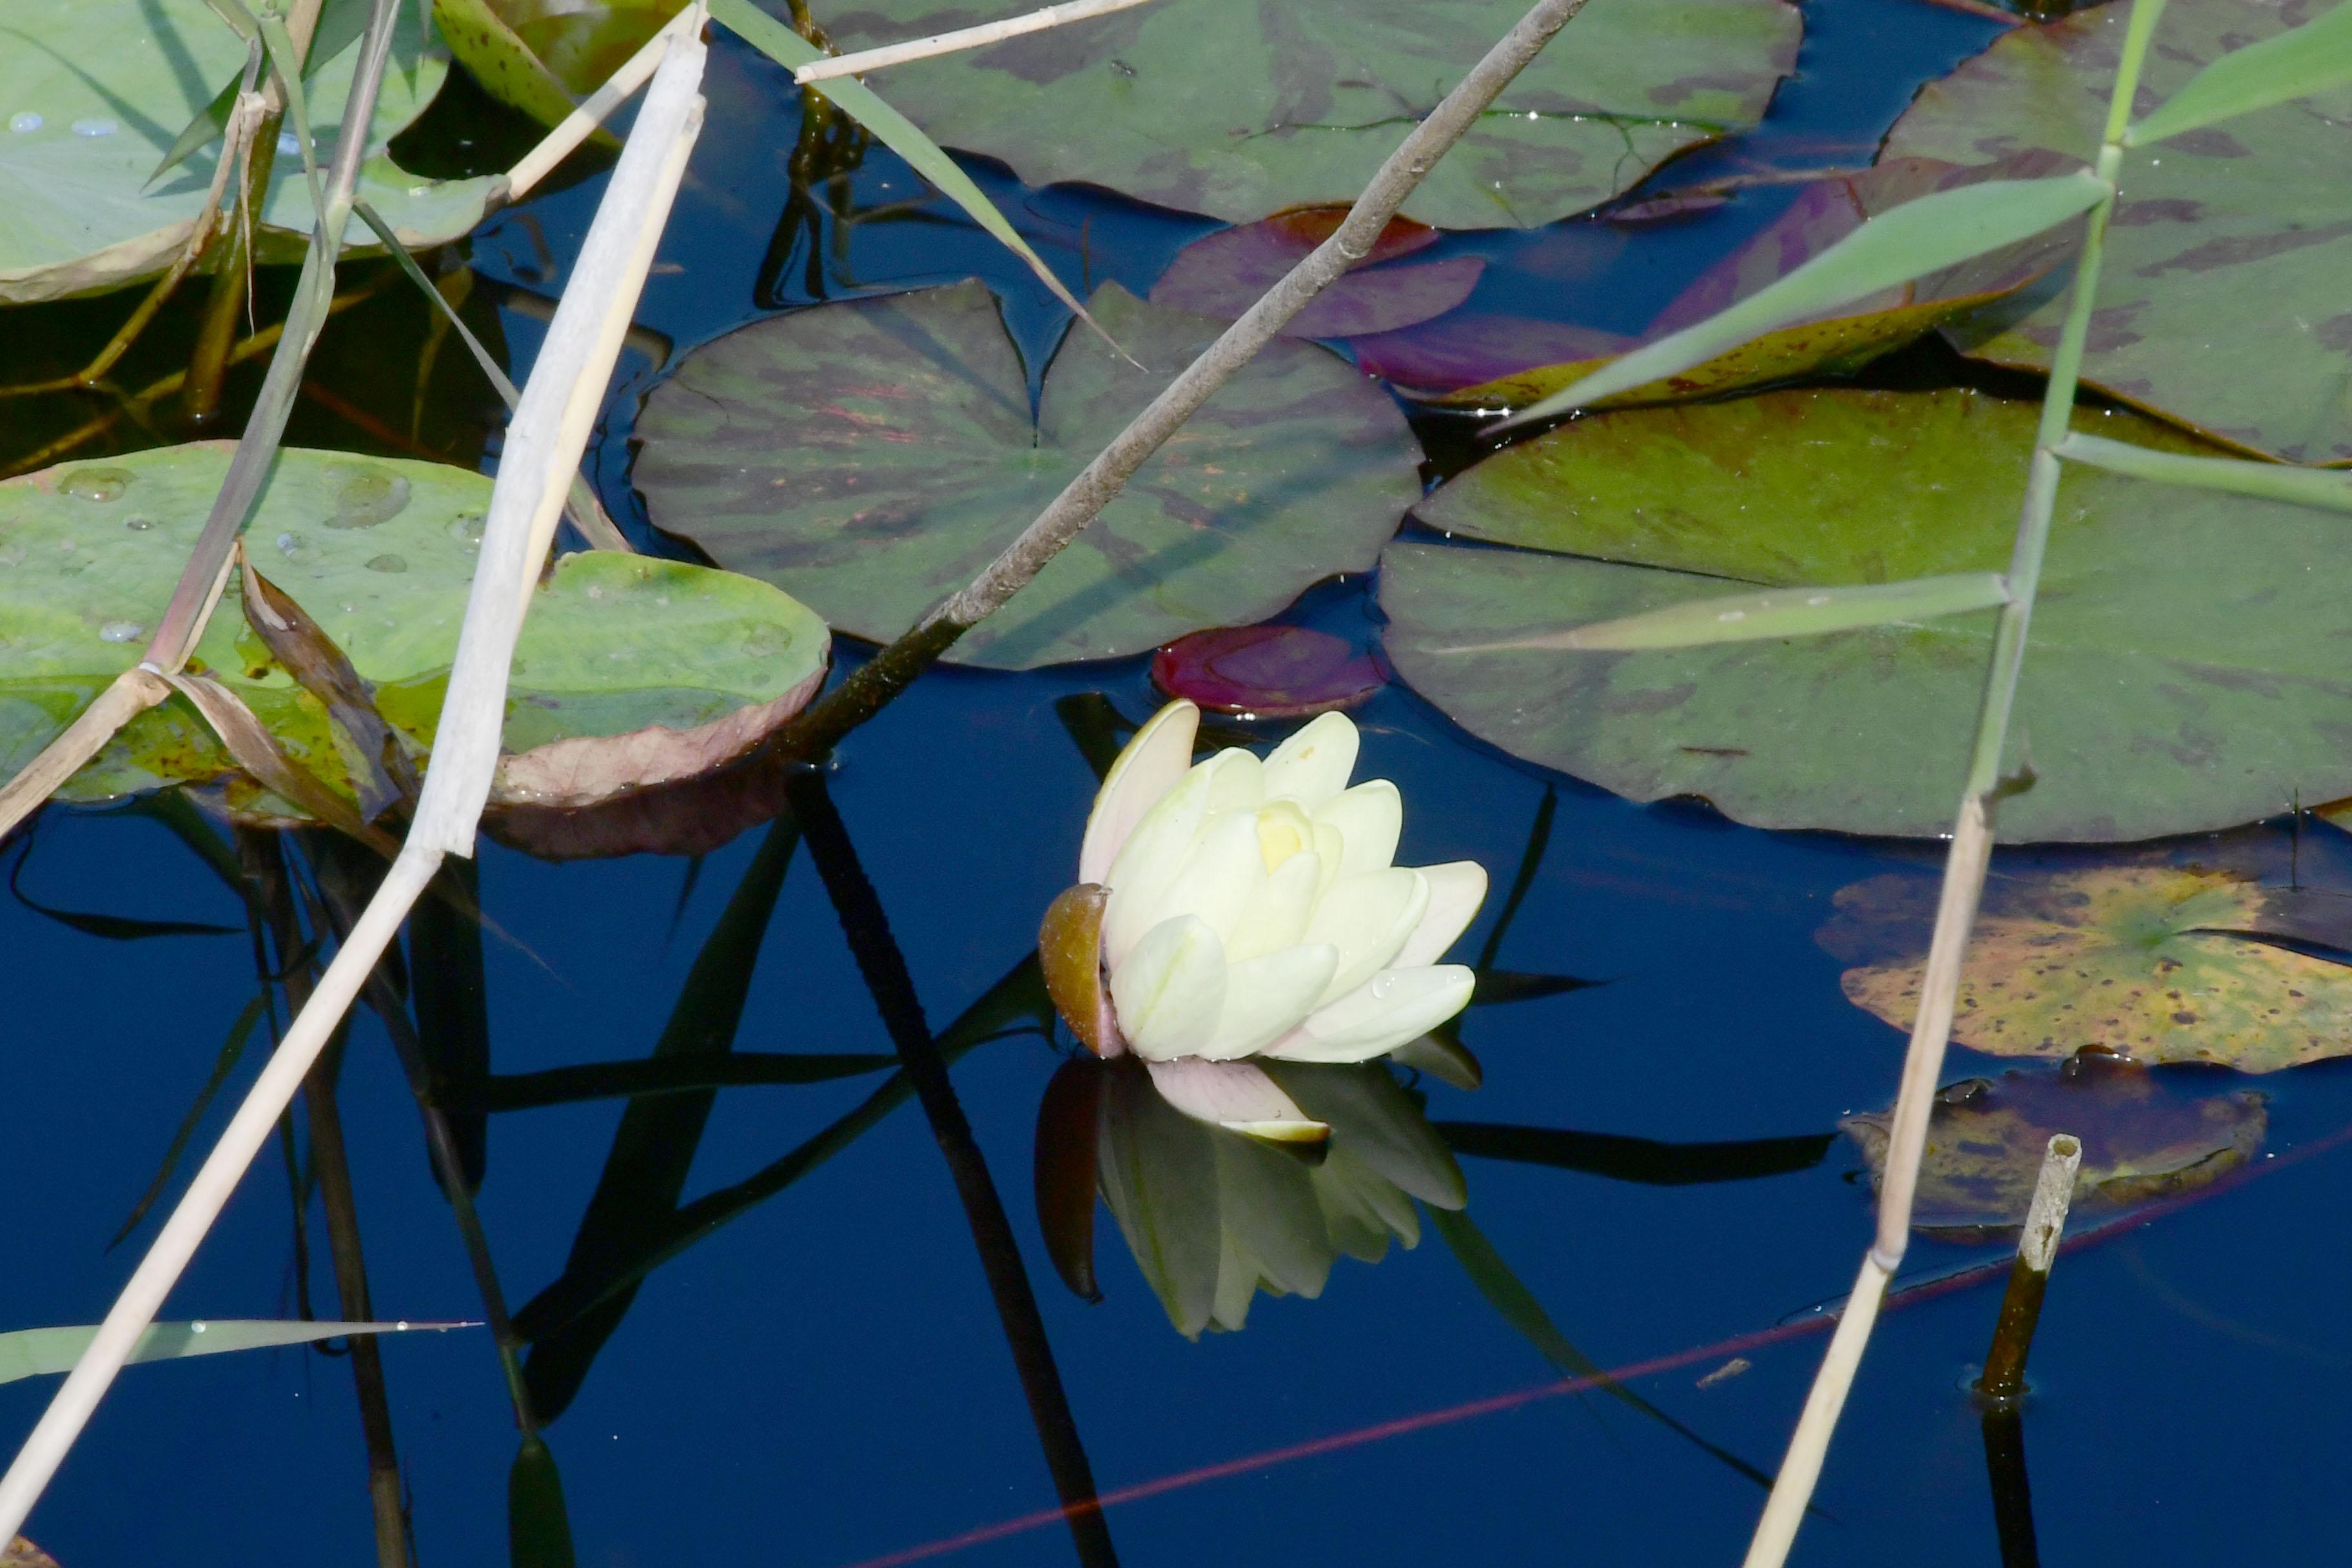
<box><xmin>1976</xmin><ymin>1133</ymin><xmax>2081</xmax><ymax>1401</ymax></box>
<box><xmin>505</xmin><ymin>3</ymin><xmax>703</xmax><ymax>201</ymax></box>
<box><xmin>1739</xmin><ymin>3</ymin><xmax>2168</xmax><ymax>1561</ymax></box>
<box><xmin>794</xmin><ymin>0</ymin><xmax>1162</xmax><ymax>81</ymax></box>
<box><xmin>0</xmin><ymin>17</ymin><xmax>712</xmax><ymax>1538</ymax></box>
<box><xmin>778</xmin><ymin>0</ymin><xmax>1591</xmax><ymax>757</ymax></box>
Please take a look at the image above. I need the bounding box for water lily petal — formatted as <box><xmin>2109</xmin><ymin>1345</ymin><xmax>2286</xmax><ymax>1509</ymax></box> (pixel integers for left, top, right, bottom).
<box><xmin>1225</xmin><ymin>850</ymin><xmax>1323</xmax><ymax>963</ymax></box>
<box><xmin>1314</xmin><ymin>1163</ymin><xmax>1393</xmax><ymax>1263</ymax></box>
<box><xmin>1112</xmin><ymin>917</ymin><xmax>1229</xmax><ymax>1061</ymax></box>
<box><xmin>1328</xmin><ymin>1142</ymin><xmax>1422</xmax><ymax>1246</ymax></box>
<box><xmin>1102</xmin><ymin>761</ymin><xmax>1217</xmax><ymax>967</ymax></box>
<box><xmin>1140</xmin><ymin>808</ymin><xmax>1266</xmax><ymax>945</ymax></box>
<box><xmin>1199</xmin><ymin>943</ymin><xmax>1338</xmax><ymax>1059</ymax></box>
<box><xmin>1389</xmin><ymin>1032</ymin><xmax>1483</xmax><ymax>1090</ymax></box>
<box><xmin>1394</xmin><ymin>861</ymin><xmax>1488</xmax><ymax>968</ymax></box>
<box><xmin>1099</xmin><ymin>1060</ymin><xmax>1222</xmax><ymax>1338</ymax></box>
<box><xmin>1080</xmin><ymin>699</ymin><xmax>1199</xmax><ymax>885</ymax></box>
<box><xmin>1302</xmin><ymin>868</ymin><xmax>1430</xmax><ymax>1006</ymax></box>
<box><xmin>1265</xmin><ymin>1061</ymin><xmax>1468</xmax><ymax>1210</ymax></box>
<box><xmin>1264</xmin><ymin>965</ymin><xmax>1476</xmax><ymax>1063</ymax></box>
<box><xmin>1201</xmin><ymin>747</ymin><xmax>1265</xmax><ymax>814</ymax></box>
<box><xmin>1315</xmin><ymin>780</ymin><xmax>1402</xmax><ymax>878</ymax></box>
<box><xmin>1261</xmin><ymin>710</ymin><xmax>1359</xmax><ymax>808</ymax></box>
<box><xmin>1214</xmin><ymin>1135</ymin><xmax>1333</xmax><ymax>1302</ymax></box>
<box><xmin>1146</xmin><ymin>1057</ymin><xmax>1329</xmax><ymax>1144</ymax></box>
<box><xmin>1213</xmin><ymin>1228</ymin><xmax>1258</xmax><ymax>1332</ymax></box>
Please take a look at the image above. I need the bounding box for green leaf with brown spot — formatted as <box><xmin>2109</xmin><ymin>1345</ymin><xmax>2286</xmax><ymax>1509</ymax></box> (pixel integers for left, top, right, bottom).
<box><xmin>805</xmin><ymin>0</ymin><xmax>1802</xmax><ymax>230</ymax></box>
<box><xmin>1840</xmin><ymin>1062</ymin><xmax>2268</xmax><ymax>1239</ymax></box>
<box><xmin>0</xmin><ymin>445</ymin><xmax>830</xmax><ymax>816</ymax></box>
<box><xmin>1882</xmin><ymin>0</ymin><xmax>2352</xmax><ymax>462</ymax></box>
<box><xmin>633</xmin><ymin>280</ymin><xmax>1422</xmax><ymax>670</ymax></box>
<box><xmin>1824</xmin><ymin>866</ymin><xmax>2352</xmax><ymax>1072</ymax></box>
<box><xmin>1381</xmin><ymin>387</ymin><xmax>2352</xmax><ymax>841</ymax></box>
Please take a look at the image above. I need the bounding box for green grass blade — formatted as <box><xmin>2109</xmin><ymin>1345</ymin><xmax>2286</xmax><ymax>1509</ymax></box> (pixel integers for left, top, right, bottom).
<box><xmin>707</xmin><ymin>0</ymin><xmax>1123</xmax><ymax>357</ymax></box>
<box><xmin>1434</xmin><ymin>572</ymin><xmax>2011</xmax><ymax>653</ymax></box>
<box><xmin>2053</xmin><ymin>433</ymin><xmax>2352</xmax><ymax>512</ymax></box>
<box><xmin>0</xmin><ymin>1320</ymin><xmax>460</xmax><ymax>1384</ymax></box>
<box><xmin>509</xmin><ymin>1435</ymin><xmax>579</xmax><ymax>1568</ymax></box>
<box><xmin>257</xmin><ymin>10</ymin><xmax>327</xmax><ymax>213</ymax></box>
<box><xmin>153</xmin><ymin>0</ymin><xmax>375</xmax><ymax>184</ymax></box>
<box><xmin>2128</xmin><ymin>1</ymin><xmax>2352</xmax><ymax>146</ymax></box>
<box><xmin>1502</xmin><ymin>173</ymin><xmax>2110</xmax><ymax>426</ymax></box>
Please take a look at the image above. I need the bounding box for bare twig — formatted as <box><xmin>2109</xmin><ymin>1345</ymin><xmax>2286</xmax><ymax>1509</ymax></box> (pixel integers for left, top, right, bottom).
<box><xmin>1975</xmin><ymin>1133</ymin><xmax>2081</xmax><ymax>1402</ymax></box>
<box><xmin>794</xmin><ymin>0</ymin><xmax>1163</xmax><ymax>82</ymax></box>
<box><xmin>773</xmin><ymin>0</ymin><xmax>1592</xmax><ymax>758</ymax></box>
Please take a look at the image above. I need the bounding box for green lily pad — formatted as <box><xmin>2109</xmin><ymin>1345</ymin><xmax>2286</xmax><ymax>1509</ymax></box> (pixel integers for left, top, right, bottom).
<box><xmin>0</xmin><ymin>0</ymin><xmax>498</xmax><ymax>304</ymax></box>
<box><xmin>1823</xmin><ymin>866</ymin><xmax>2352</xmax><ymax>1072</ymax></box>
<box><xmin>0</xmin><ymin>444</ymin><xmax>830</xmax><ymax>813</ymax></box>
<box><xmin>633</xmin><ymin>280</ymin><xmax>1422</xmax><ymax>670</ymax></box>
<box><xmin>1381</xmin><ymin>386</ymin><xmax>2352</xmax><ymax>841</ymax></box>
<box><xmin>814</xmin><ymin>0</ymin><xmax>1803</xmax><ymax>230</ymax></box>
<box><xmin>1841</xmin><ymin>1061</ymin><xmax>2268</xmax><ymax>1239</ymax></box>
<box><xmin>1881</xmin><ymin>0</ymin><xmax>2352</xmax><ymax>462</ymax></box>
<box><xmin>435</xmin><ymin>0</ymin><xmax>681</xmax><ymax>129</ymax></box>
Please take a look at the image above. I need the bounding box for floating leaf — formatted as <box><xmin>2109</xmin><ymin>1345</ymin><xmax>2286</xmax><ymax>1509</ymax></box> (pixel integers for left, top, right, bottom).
<box><xmin>810</xmin><ymin>0</ymin><xmax>1802</xmax><ymax>230</ymax></box>
<box><xmin>1882</xmin><ymin>0</ymin><xmax>2352</xmax><ymax>461</ymax></box>
<box><xmin>1150</xmin><ymin>625</ymin><xmax>1384</xmax><ymax>717</ymax></box>
<box><xmin>1149</xmin><ymin>209</ymin><xmax>1484</xmax><ymax>338</ymax></box>
<box><xmin>0</xmin><ymin>445</ymin><xmax>830</xmax><ymax>814</ymax></box>
<box><xmin>2127</xmin><ymin>0</ymin><xmax>2352</xmax><ymax>148</ymax></box>
<box><xmin>1382</xmin><ymin>387</ymin><xmax>2352</xmax><ymax>841</ymax></box>
<box><xmin>1426</xmin><ymin>156</ymin><xmax>2077</xmax><ymax>410</ymax></box>
<box><xmin>634</xmin><ymin>281</ymin><xmax>1421</xmax><ymax>669</ymax></box>
<box><xmin>1841</xmin><ymin>1062</ymin><xmax>2268</xmax><ymax>1238</ymax></box>
<box><xmin>1347</xmin><ymin>315</ymin><xmax>1632</xmax><ymax>400</ymax></box>
<box><xmin>0</xmin><ymin>1318</ymin><xmax>461</xmax><ymax>1384</ymax></box>
<box><xmin>0</xmin><ymin>0</ymin><xmax>497</xmax><ymax>304</ymax></box>
<box><xmin>434</xmin><ymin>0</ymin><xmax>596</xmax><ymax>130</ymax></box>
<box><xmin>1826</xmin><ymin>865</ymin><xmax>2352</xmax><ymax>1072</ymax></box>
<box><xmin>1499</xmin><ymin>170</ymin><xmax>2108</xmax><ymax>425</ymax></box>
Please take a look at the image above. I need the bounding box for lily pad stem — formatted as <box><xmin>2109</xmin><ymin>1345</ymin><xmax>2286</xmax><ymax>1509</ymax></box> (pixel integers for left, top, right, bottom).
<box><xmin>1740</xmin><ymin>3</ymin><xmax>2167</xmax><ymax>1563</ymax></box>
<box><xmin>774</xmin><ymin>0</ymin><xmax>1594</xmax><ymax>759</ymax></box>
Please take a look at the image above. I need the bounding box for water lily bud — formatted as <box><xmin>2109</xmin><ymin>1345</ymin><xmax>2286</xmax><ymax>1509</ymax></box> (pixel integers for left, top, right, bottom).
<box><xmin>1048</xmin><ymin>698</ymin><xmax>1488</xmax><ymax>1141</ymax></box>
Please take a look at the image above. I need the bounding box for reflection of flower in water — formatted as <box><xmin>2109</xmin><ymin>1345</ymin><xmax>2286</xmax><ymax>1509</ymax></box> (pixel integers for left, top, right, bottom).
<box><xmin>1072</xmin><ymin>1055</ymin><xmax>1467</xmax><ymax>1337</ymax></box>
<box><xmin>1040</xmin><ymin>700</ymin><xmax>1487</xmax><ymax>1146</ymax></box>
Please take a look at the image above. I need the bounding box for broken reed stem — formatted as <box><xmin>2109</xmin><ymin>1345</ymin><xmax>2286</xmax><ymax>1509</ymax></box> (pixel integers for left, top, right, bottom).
<box><xmin>774</xmin><ymin>0</ymin><xmax>1591</xmax><ymax>759</ymax></box>
<box><xmin>1738</xmin><ymin>3</ymin><xmax>2166</xmax><ymax>1563</ymax></box>
<box><xmin>794</xmin><ymin>0</ymin><xmax>1163</xmax><ymax>81</ymax></box>
<box><xmin>1976</xmin><ymin>1133</ymin><xmax>2081</xmax><ymax>1402</ymax></box>
<box><xmin>789</xmin><ymin>772</ymin><xmax>1119</xmax><ymax>1568</ymax></box>
<box><xmin>505</xmin><ymin>4</ymin><xmax>701</xmax><ymax>201</ymax></box>
<box><xmin>0</xmin><ymin>19</ymin><xmax>712</xmax><ymax>1540</ymax></box>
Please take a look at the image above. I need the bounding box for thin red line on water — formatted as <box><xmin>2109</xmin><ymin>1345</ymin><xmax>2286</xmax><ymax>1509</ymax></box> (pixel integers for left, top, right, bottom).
<box><xmin>836</xmin><ymin>1115</ymin><xmax>2352</xmax><ymax>1568</ymax></box>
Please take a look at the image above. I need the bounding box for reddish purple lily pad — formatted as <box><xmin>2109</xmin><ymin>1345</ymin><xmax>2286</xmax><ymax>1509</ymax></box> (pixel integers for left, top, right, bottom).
<box><xmin>1151</xmin><ymin>625</ymin><xmax>1384</xmax><ymax>718</ymax></box>
<box><xmin>1347</xmin><ymin>314</ymin><xmax>1632</xmax><ymax>399</ymax></box>
<box><xmin>1150</xmin><ymin>208</ymin><xmax>1485</xmax><ymax>340</ymax></box>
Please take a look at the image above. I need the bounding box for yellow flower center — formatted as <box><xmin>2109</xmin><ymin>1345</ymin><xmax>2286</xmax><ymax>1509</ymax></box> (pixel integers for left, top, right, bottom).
<box><xmin>1255</xmin><ymin>801</ymin><xmax>1313</xmax><ymax>872</ymax></box>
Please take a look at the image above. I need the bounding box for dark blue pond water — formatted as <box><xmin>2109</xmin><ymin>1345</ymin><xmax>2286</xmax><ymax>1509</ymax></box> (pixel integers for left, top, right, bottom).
<box><xmin>12</xmin><ymin>3</ymin><xmax>2352</xmax><ymax>1565</ymax></box>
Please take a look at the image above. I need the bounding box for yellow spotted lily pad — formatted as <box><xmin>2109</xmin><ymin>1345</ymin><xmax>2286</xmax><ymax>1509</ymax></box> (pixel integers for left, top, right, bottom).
<box><xmin>1841</xmin><ymin>1063</ymin><xmax>2266</xmax><ymax>1238</ymax></box>
<box><xmin>1825</xmin><ymin>867</ymin><xmax>2352</xmax><ymax>1073</ymax></box>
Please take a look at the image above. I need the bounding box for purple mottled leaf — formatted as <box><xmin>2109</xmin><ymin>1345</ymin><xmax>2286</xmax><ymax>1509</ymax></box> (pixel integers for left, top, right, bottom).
<box><xmin>1151</xmin><ymin>210</ymin><xmax>1484</xmax><ymax>338</ymax></box>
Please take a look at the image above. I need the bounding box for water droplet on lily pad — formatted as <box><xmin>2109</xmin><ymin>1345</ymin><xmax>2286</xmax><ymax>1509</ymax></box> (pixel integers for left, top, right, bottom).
<box><xmin>124</xmin><ymin>516</ymin><xmax>153</xmax><ymax>531</ymax></box>
<box><xmin>98</xmin><ymin>620</ymin><xmax>142</xmax><ymax>643</ymax></box>
<box><xmin>327</xmin><ymin>465</ymin><xmax>411</xmax><ymax>528</ymax></box>
<box><xmin>62</xmin><ymin>467</ymin><xmax>132</xmax><ymax>503</ymax></box>
<box><xmin>9</xmin><ymin>112</ymin><xmax>41</xmax><ymax>133</ymax></box>
<box><xmin>70</xmin><ymin>116</ymin><xmax>117</xmax><ymax>137</ymax></box>
<box><xmin>366</xmin><ymin>553</ymin><xmax>407</xmax><ymax>573</ymax></box>
<box><xmin>741</xmin><ymin>624</ymin><xmax>792</xmax><ymax>658</ymax></box>
<box><xmin>447</xmin><ymin>511</ymin><xmax>485</xmax><ymax>546</ymax></box>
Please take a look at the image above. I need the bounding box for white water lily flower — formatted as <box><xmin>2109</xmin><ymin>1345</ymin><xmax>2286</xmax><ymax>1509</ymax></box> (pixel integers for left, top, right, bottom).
<box><xmin>1041</xmin><ymin>698</ymin><xmax>1485</xmax><ymax>1144</ymax></box>
<box><xmin>1095</xmin><ymin>1056</ymin><xmax>1467</xmax><ymax>1337</ymax></box>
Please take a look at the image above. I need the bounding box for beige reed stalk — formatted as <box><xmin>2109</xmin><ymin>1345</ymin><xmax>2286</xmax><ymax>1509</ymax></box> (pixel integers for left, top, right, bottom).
<box><xmin>0</xmin><ymin>14</ymin><xmax>712</xmax><ymax>1541</ymax></box>
<box><xmin>1740</xmin><ymin>1</ymin><xmax>2169</xmax><ymax>1562</ymax></box>
<box><xmin>794</xmin><ymin>0</ymin><xmax>1166</xmax><ymax>82</ymax></box>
